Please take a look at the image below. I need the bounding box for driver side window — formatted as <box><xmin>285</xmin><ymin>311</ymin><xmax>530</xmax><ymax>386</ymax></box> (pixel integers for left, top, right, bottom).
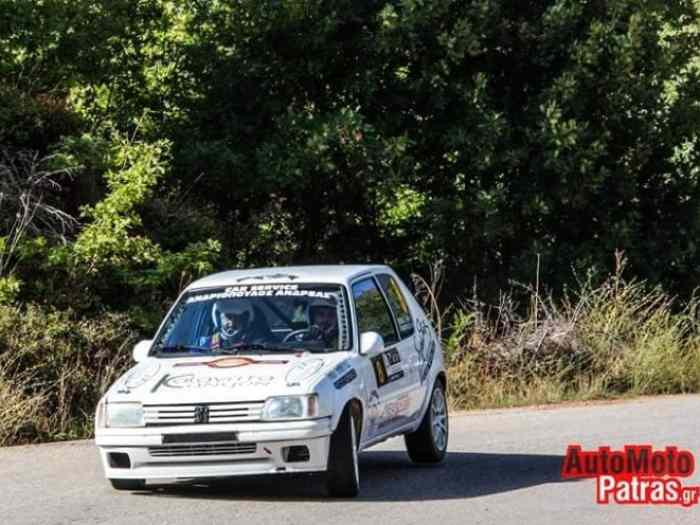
<box><xmin>352</xmin><ymin>278</ymin><xmax>398</xmax><ymax>345</ymax></box>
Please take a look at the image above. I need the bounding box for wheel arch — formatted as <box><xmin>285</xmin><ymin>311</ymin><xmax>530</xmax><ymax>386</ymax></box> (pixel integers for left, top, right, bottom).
<box><xmin>436</xmin><ymin>371</ymin><xmax>447</xmax><ymax>392</ymax></box>
<box><xmin>413</xmin><ymin>370</ymin><xmax>448</xmax><ymax>430</ymax></box>
<box><xmin>349</xmin><ymin>397</ymin><xmax>363</xmax><ymax>442</ymax></box>
<box><xmin>333</xmin><ymin>397</ymin><xmax>364</xmax><ymax>444</ymax></box>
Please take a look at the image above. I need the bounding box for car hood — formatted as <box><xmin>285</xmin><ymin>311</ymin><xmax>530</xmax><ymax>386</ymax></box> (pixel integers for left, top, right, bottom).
<box><xmin>106</xmin><ymin>353</ymin><xmax>349</xmax><ymax>404</ymax></box>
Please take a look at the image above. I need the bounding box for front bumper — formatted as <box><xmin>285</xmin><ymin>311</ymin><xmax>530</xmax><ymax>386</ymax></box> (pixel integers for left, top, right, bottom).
<box><xmin>95</xmin><ymin>417</ymin><xmax>332</xmax><ymax>480</ymax></box>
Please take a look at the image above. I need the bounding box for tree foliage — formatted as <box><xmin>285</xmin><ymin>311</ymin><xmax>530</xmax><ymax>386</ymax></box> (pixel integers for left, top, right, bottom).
<box><xmin>1</xmin><ymin>0</ymin><xmax>700</xmax><ymax>323</ymax></box>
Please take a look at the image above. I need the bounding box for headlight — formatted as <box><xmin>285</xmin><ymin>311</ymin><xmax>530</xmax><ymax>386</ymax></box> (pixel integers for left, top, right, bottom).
<box><xmin>106</xmin><ymin>402</ymin><xmax>144</xmax><ymax>428</ymax></box>
<box><xmin>262</xmin><ymin>395</ymin><xmax>319</xmax><ymax>420</ymax></box>
<box><xmin>95</xmin><ymin>399</ymin><xmax>107</xmax><ymax>429</ymax></box>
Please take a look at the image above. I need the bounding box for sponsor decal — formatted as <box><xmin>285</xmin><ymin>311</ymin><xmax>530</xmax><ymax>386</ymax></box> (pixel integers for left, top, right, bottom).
<box><xmin>286</xmin><ymin>358</ymin><xmax>324</xmax><ymax>384</ymax></box>
<box><xmin>420</xmin><ymin>339</ymin><xmax>435</xmax><ymax>383</ymax></box>
<box><xmin>208</xmin><ymin>356</ymin><xmax>287</xmax><ymax>368</ymax></box>
<box><xmin>386</xmin><ymin>370</ymin><xmax>404</xmax><ymax>383</ymax></box>
<box><xmin>333</xmin><ymin>368</ymin><xmax>357</xmax><ymax>389</ymax></box>
<box><xmin>415</xmin><ymin>319</ymin><xmax>429</xmax><ymax>358</ymax></box>
<box><xmin>121</xmin><ymin>361</ymin><xmax>161</xmax><ymax>391</ymax></box>
<box><xmin>415</xmin><ymin>319</ymin><xmax>436</xmax><ymax>383</ymax></box>
<box><xmin>151</xmin><ymin>373</ymin><xmax>276</xmax><ymax>392</ymax></box>
<box><xmin>561</xmin><ymin>445</ymin><xmax>699</xmax><ymax>508</ymax></box>
<box><xmin>368</xmin><ymin>389</ymin><xmax>380</xmax><ymax>408</ymax></box>
<box><xmin>327</xmin><ymin>360</ymin><xmax>352</xmax><ymax>379</ymax></box>
<box><xmin>173</xmin><ymin>357</ymin><xmax>288</xmax><ymax>368</ymax></box>
<box><xmin>236</xmin><ymin>273</ymin><xmax>299</xmax><ymax>282</ymax></box>
<box><xmin>371</xmin><ymin>355</ymin><xmax>388</xmax><ymax>386</ymax></box>
<box><xmin>378</xmin><ymin>393</ymin><xmax>411</xmax><ymax>428</ymax></box>
<box><xmin>366</xmin><ymin>389</ymin><xmax>382</xmax><ymax>434</ymax></box>
<box><xmin>186</xmin><ymin>284</ymin><xmax>332</xmax><ymax>303</ymax></box>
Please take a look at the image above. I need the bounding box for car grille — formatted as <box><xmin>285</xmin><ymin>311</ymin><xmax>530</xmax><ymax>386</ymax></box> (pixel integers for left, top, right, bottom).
<box><xmin>143</xmin><ymin>401</ymin><xmax>265</xmax><ymax>426</ymax></box>
<box><xmin>148</xmin><ymin>442</ymin><xmax>257</xmax><ymax>457</ymax></box>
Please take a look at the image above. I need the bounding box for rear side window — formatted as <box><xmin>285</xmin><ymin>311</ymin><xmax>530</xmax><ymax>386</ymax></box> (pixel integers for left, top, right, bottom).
<box><xmin>352</xmin><ymin>278</ymin><xmax>398</xmax><ymax>345</ymax></box>
<box><xmin>377</xmin><ymin>274</ymin><xmax>415</xmax><ymax>339</ymax></box>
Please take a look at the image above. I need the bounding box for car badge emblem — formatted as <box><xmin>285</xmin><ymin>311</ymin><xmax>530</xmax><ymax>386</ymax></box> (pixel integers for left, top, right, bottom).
<box><xmin>194</xmin><ymin>405</ymin><xmax>210</xmax><ymax>424</ymax></box>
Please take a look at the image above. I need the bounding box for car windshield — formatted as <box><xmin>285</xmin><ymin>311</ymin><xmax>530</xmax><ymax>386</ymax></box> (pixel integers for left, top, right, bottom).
<box><xmin>153</xmin><ymin>283</ymin><xmax>352</xmax><ymax>356</ymax></box>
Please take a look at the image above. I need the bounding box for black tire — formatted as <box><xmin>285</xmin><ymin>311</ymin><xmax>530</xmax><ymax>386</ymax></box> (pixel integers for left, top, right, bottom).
<box><xmin>325</xmin><ymin>406</ymin><xmax>360</xmax><ymax>497</ymax></box>
<box><xmin>405</xmin><ymin>381</ymin><xmax>448</xmax><ymax>463</ymax></box>
<box><xmin>109</xmin><ymin>478</ymin><xmax>146</xmax><ymax>491</ymax></box>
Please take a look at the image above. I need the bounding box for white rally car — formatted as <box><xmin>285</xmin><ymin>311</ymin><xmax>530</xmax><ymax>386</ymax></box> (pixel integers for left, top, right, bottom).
<box><xmin>95</xmin><ymin>265</ymin><xmax>448</xmax><ymax>497</ymax></box>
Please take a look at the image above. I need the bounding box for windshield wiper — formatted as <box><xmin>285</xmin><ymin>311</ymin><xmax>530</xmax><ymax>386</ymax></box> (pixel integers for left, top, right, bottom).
<box><xmin>159</xmin><ymin>344</ymin><xmax>210</xmax><ymax>353</ymax></box>
<box><xmin>218</xmin><ymin>343</ymin><xmax>304</xmax><ymax>354</ymax></box>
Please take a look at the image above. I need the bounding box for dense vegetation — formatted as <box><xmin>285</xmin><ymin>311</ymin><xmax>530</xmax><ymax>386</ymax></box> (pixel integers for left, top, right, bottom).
<box><xmin>2</xmin><ymin>0</ymin><xmax>700</xmax><ymax>444</ymax></box>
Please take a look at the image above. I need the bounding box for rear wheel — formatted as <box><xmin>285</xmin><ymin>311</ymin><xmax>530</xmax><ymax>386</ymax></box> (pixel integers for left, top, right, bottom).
<box><xmin>405</xmin><ymin>381</ymin><xmax>448</xmax><ymax>463</ymax></box>
<box><xmin>325</xmin><ymin>406</ymin><xmax>360</xmax><ymax>497</ymax></box>
<box><xmin>109</xmin><ymin>479</ymin><xmax>146</xmax><ymax>491</ymax></box>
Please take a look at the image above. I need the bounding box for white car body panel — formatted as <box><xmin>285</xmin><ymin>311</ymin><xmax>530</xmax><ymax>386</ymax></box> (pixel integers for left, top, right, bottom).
<box><xmin>95</xmin><ymin>264</ymin><xmax>445</xmax><ymax>483</ymax></box>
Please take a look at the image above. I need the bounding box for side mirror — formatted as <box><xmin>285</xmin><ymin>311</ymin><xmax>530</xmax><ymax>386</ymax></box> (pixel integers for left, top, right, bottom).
<box><xmin>132</xmin><ymin>340</ymin><xmax>153</xmax><ymax>363</ymax></box>
<box><xmin>360</xmin><ymin>331</ymin><xmax>384</xmax><ymax>355</ymax></box>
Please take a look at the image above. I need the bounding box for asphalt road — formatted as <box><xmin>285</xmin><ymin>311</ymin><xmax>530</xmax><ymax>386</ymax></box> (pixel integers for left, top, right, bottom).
<box><xmin>1</xmin><ymin>395</ymin><xmax>698</xmax><ymax>525</ymax></box>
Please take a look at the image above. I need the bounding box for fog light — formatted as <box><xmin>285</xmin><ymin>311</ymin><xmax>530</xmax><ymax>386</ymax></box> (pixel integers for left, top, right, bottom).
<box><xmin>282</xmin><ymin>445</ymin><xmax>310</xmax><ymax>463</ymax></box>
<box><xmin>108</xmin><ymin>452</ymin><xmax>131</xmax><ymax>469</ymax></box>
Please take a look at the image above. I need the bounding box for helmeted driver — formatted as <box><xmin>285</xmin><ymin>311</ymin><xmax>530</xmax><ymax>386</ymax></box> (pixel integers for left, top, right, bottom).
<box><xmin>305</xmin><ymin>298</ymin><xmax>339</xmax><ymax>346</ymax></box>
<box><xmin>208</xmin><ymin>299</ymin><xmax>264</xmax><ymax>349</ymax></box>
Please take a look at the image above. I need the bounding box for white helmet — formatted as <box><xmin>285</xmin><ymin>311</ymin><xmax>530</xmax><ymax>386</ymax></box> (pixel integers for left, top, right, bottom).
<box><xmin>212</xmin><ymin>299</ymin><xmax>255</xmax><ymax>339</ymax></box>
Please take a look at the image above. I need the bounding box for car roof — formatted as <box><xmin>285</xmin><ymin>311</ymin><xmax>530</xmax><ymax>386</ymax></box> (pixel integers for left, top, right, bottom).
<box><xmin>186</xmin><ymin>264</ymin><xmax>393</xmax><ymax>290</ymax></box>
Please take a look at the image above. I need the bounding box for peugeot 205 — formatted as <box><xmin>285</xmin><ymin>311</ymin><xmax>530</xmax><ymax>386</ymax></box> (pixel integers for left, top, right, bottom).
<box><xmin>95</xmin><ymin>265</ymin><xmax>448</xmax><ymax>497</ymax></box>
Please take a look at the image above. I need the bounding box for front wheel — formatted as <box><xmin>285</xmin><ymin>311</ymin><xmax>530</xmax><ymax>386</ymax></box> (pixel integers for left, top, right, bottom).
<box><xmin>325</xmin><ymin>406</ymin><xmax>360</xmax><ymax>497</ymax></box>
<box><xmin>109</xmin><ymin>479</ymin><xmax>146</xmax><ymax>491</ymax></box>
<box><xmin>405</xmin><ymin>381</ymin><xmax>448</xmax><ymax>463</ymax></box>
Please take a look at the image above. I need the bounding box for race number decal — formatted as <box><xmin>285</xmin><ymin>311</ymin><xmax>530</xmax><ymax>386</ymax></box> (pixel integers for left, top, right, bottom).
<box><xmin>372</xmin><ymin>350</ymin><xmax>404</xmax><ymax>388</ymax></box>
<box><xmin>385</xmin><ymin>348</ymin><xmax>401</xmax><ymax>366</ymax></box>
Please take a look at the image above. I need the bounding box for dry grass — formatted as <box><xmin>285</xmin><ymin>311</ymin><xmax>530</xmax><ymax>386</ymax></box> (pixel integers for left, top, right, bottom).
<box><xmin>442</xmin><ymin>257</ymin><xmax>700</xmax><ymax>410</ymax></box>
<box><xmin>0</xmin><ymin>362</ymin><xmax>49</xmax><ymax>446</ymax></box>
<box><xmin>0</xmin><ymin>305</ymin><xmax>135</xmax><ymax>445</ymax></box>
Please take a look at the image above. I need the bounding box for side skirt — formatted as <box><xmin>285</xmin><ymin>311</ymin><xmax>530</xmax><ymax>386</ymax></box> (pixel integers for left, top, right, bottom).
<box><xmin>358</xmin><ymin>420</ymin><xmax>420</xmax><ymax>451</ymax></box>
